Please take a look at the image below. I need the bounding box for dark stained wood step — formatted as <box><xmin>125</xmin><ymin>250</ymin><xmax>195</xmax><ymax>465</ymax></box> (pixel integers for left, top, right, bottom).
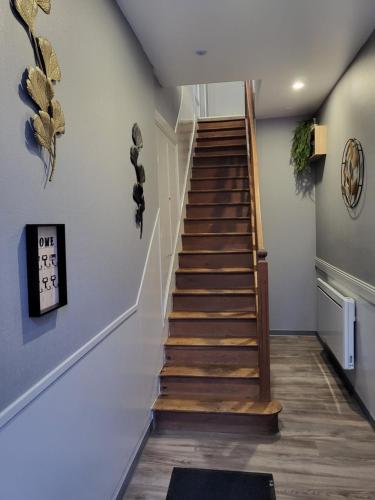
<box><xmin>192</xmin><ymin>166</ymin><xmax>248</xmax><ymax>178</ymax></box>
<box><xmin>173</xmin><ymin>288</ymin><xmax>256</xmax><ymax>312</ymax></box>
<box><xmin>182</xmin><ymin>232</ymin><xmax>252</xmax><ymax>251</ymax></box>
<box><xmin>160</xmin><ymin>365</ymin><xmax>259</xmax><ymax>379</ymax></box>
<box><xmin>184</xmin><ymin>218</ymin><xmax>251</xmax><ymax>234</ymax></box>
<box><xmin>178</xmin><ymin>250</ymin><xmax>253</xmax><ymax>269</ymax></box>
<box><xmin>188</xmin><ymin>189</ymin><xmax>249</xmax><ymax>204</ymax></box>
<box><xmin>163</xmin><ymin>339</ymin><xmax>259</xmax><ymax>392</ymax></box>
<box><xmin>197</xmin><ymin>129</ymin><xmax>246</xmax><ymax>140</ymax></box>
<box><xmin>194</xmin><ymin>155</ymin><xmax>248</xmax><ymax>167</ymax></box>
<box><xmin>160</xmin><ymin>376</ymin><xmax>260</xmax><ymax>400</ymax></box>
<box><xmin>165</xmin><ymin>337</ymin><xmax>258</xmax><ymax>347</ymax></box>
<box><xmin>176</xmin><ymin>267</ymin><xmax>254</xmax><ymax>289</ymax></box>
<box><xmin>186</xmin><ymin>203</ymin><xmax>250</xmax><ymax>219</ymax></box>
<box><xmin>194</xmin><ymin>150</ymin><xmax>248</xmax><ymax>159</ymax></box>
<box><xmin>165</xmin><ymin>345</ymin><xmax>258</xmax><ymax>367</ymax></box>
<box><xmin>195</xmin><ymin>140</ymin><xmax>247</xmax><ymax>151</ymax></box>
<box><xmin>191</xmin><ymin>177</ymin><xmax>249</xmax><ymax>190</ymax></box>
<box><xmin>198</xmin><ymin>119</ymin><xmax>245</xmax><ymax>131</ymax></box>
<box><xmin>168</xmin><ymin>311</ymin><xmax>257</xmax><ymax>337</ymax></box>
<box><xmin>153</xmin><ymin>396</ymin><xmax>281</xmax><ymax>434</ymax></box>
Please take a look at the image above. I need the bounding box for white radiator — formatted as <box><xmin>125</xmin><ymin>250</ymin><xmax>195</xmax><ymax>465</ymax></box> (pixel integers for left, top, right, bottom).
<box><xmin>317</xmin><ymin>278</ymin><xmax>355</xmax><ymax>370</ymax></box>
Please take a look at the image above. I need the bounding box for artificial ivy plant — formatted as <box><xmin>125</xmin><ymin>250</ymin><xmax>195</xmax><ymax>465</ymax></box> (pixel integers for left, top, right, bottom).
<box><xmin>291</xmin><ymin>120</ymin><xmax>313</xmax><ymax>173</ymax></box>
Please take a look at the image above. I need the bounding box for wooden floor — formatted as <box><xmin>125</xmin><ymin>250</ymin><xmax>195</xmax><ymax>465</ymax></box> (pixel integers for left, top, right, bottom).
<box><xmin>123</xmin><ymin>336</ymin><xmax>375</xmax><ymax>500</ymax></box>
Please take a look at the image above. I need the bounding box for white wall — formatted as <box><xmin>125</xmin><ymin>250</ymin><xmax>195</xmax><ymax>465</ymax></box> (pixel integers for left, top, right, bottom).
<box><xmin>206</xmin><ymin>81</ymin><xmax>245</xmax><ymax>117</ymax></box>
<box><xmin>257</xmin><ymin>118</ymin><xmax>317</xmax><ymax>332</ymax></box>
<box><xmin>156</xmin><ymin>87</ymin><xmax>196</xmax><ymax>315</ymax></box>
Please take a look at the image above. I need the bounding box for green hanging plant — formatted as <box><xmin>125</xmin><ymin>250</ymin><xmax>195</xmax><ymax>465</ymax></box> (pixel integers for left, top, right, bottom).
<box><xmin>291</xmin><ymin>120</ymin><xmax>313</xmax><ymax>173</ymax></box>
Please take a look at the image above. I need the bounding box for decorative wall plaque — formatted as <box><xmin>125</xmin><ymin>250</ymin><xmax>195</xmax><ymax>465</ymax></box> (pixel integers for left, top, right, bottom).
<box><xmin>341</xmin><ymin>138</ymin><xmax>364</xmax><ymax>209</ymax></box>
<box><xmin>130</xmin><ymin>123</ymin><xmax>146</xmax><ymax>238</ymax></box>
<box><xmin>26</xmin><ymin>224</ymin><xmax>67</xmax><ymax>317</ymax></box>
<box><xmin>12</xmin><ymin>0</ymin><xmax>65</xmax><ymax>182</ymax></box>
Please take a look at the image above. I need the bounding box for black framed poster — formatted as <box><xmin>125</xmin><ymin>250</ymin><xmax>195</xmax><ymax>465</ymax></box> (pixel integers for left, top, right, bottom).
<box><xmin>26</xmin><ymin>224</ymin><xmax>68</xmax><ymax>317</ymax></box>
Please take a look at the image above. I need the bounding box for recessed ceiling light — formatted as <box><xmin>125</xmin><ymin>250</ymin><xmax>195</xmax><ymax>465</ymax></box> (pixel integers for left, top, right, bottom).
<box><xmin>292</xmin><ymin>80</ymin><xmax>305</xmax><ymax>90</ymax></box>
<box><xmin>195</xmin><ymin>49</ymin><xmax>207</xmax><ymax>56</ymax></box>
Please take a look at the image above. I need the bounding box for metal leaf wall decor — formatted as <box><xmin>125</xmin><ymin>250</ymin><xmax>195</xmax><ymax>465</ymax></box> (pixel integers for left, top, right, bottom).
<box><xmin>12</xmin><ymin>0</ymin><xmax>65</xmax><ymax>182</ymax></box>
<box><xmin>341</xmin><ymin>138</ymin><xmax>364</xmax><ymax>209</ymax></box>
<box><xmin>130</xmin><ymin>123</ymin><xmax>145</xmax><ymax>238</ymax></box>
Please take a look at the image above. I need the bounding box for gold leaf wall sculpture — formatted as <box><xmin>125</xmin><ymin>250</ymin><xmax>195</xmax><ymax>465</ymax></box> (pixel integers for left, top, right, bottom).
<box><xmin>12</xmin><ymin>0</ymin><xmax>65</xmax><ymax>182</ymax></box>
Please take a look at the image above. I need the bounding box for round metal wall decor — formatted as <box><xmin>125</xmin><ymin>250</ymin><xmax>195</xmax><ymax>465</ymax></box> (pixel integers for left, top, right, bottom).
<box><xmin>341</xmin><ymin>138</ymin><xmax>364</xmax><ymax>209</ymax></box>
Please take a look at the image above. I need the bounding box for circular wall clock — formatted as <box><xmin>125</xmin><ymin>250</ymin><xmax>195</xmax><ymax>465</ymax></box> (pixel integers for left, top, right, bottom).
<box><xmin>341</xmin><ymin>138</ymin><xmax>364</xmax><ymax>209</ymax></box>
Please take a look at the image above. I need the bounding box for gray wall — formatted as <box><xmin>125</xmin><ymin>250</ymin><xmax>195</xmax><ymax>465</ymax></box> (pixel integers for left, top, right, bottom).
<box><xmin>0</xmin><ymin>0</ymin><xmax>158</xmax><ymax>411</ymax></box>
<box><xmin>154</xmin><ymin>79</ymin><xmax>182</xmax><ymax>129</ymax></box>
<box><xmin>316</xmin><ymin>30</ymin><xmax>375</xmax><ymax>285</ymax></box>
<box><xmin>315</xmin><ymin>30</ymin><xmax>375</xmax><ymax>418</ymax></box>
<box><xmin>257</xmin><ymin>118</ymin><xmax>317</xmax><ymax>332</ymax></box>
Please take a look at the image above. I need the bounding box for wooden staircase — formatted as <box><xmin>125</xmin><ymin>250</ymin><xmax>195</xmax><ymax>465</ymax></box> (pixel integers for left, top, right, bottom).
<box><xmin>153</xmin><ymin>82</ymin><xmax>282</xmax><ymax>434</ymax></box>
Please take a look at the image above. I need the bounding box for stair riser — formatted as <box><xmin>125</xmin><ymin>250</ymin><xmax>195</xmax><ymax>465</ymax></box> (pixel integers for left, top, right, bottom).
<box><xmin>173</xmin><ymin>294</ymin><xmax>256</xmax><ymax>312</ymax></box>
<box><xmin>194</xmin><ymin>156</ymin><xmax>247</xmax><ymax>166</ymax></box>
<box><xmin>197</xmin><ymin>130</ymin><xmax>246</xmax><ymax>140</ymax></box>
<box><xmin>191</xmin><ymin>178</ymin><xmax>249</xmax><ymax>190</ymax></box>
<box><xmin>186</xmin><ymin>204</ymin><xmax>250</xmax><ymax>218</ymax></box>
<box><xmin>198</xmin><ymin>120</ymin><xmax>245</xmax><ymax>131</ymax></box>
<box><xmin>192</xmin><ymin>166</ymin><xmax>248</xmax><ymax>178</ymax></box>
<box><xmin>154</xmin><ymin>412</ymin><xmax>279</xmax><ymax>435</ymax></box>
<box><xmin>176</xmin><ymin>273</ymin><xmax>254</xmax><ymax>289</ymax></box>
<box><xmin>160</xmin><ymin>377</ymin><xmax>260</xmax><ymax>399</ymax></box>
<box><xmin>195</xmin><ymin>144</ymin><xmax>246</xmax><ymax>153</ymax></box>
<box><xmin>179</xmin><ymin>252</ymin><xmax>253</xmax><ymax>269</ymax></box>
<box><xmin>165</xmin><ymin>346</ymin><xmax>258</xmax><ymax>366</ymax></box>
<box><xmin>182</xmin><ymin>234</ymin><xmax>251</xmax><ymax>251</ymax></box>
<box><xmin>188</xmin><ymin>191</ymin><xmax>249</xmax><ymax>204</ymax></box>
<box><xmin>169</xmin><ymin>319</ymin><xmax>257</xmax><ymax>337</ymax></box>
<box><xmin>184</xmin><ymin>219</ymin><xmax>251</xmax><ymax>233</ymax></box>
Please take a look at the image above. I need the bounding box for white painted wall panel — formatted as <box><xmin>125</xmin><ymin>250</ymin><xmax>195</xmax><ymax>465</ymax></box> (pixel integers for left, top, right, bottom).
<box><xmin>206</xmin><ymin>81</ymin><xmax>245</xmax><ymax>118</ymax></box>
<box><xmin>0</xmin><ymin>216</ymin><xmax>163</xmax><ymax>500</ymax></box>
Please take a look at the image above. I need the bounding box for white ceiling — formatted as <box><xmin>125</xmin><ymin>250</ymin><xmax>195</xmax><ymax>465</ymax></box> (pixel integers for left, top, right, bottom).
<box><xmin>117</xmin><ymin>0</ymin><xmax>375</xmax><ymax>118</ymax></box>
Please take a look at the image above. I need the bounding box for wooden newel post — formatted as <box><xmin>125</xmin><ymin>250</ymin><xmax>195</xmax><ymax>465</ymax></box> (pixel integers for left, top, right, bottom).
<box><xmin>257</xmin><ymin>249</ymin><xmax>271</xmax><ymax>402</ymax></box>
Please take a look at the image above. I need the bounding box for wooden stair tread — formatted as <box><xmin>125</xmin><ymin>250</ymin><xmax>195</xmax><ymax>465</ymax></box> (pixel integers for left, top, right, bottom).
<box><xmin>154</xmin><ymin>396</ymin><xmax>281</xmax><ymax>416</ymax></box>
<box><xmin>189</xmin><ymin>189</ymin><xmax>249</xmax><ymax>193</ymax></box>
<box><xmin>165</xmin><ymin>337</ymin><xmax>258</xmax><ymax>347</ymax></box>
<box><xmin>173</xmin><ymin>289</ymin><xmax>255</xmax><ymax>296</ymax></box>
<box><xmin>194</xmin><ymin>151</ymin><xmax>248</xmax><ymax>158</ymax></box>
<box><xmin>179</xmin><ymin>250</ymin><xmax>252</xmax><ymax>255</ymax></box>
<box><xmin>191</xmin><ymin>176</ymin><xmax>249</xmax><ymax>180</ymax></box>
<box><xmin>196</xmin><ymin>142</ymin><xmax>246</xmax><ymax>148</ymax></box>
<box><xmin>197</xmin><ymin>131</ymin><xmax>246</xmax><ymax>138</ymax></box>
<box><xmin>194</xmin><ymin>162</ymin><xmax>247</xmax><ymax>166</ymax></box>
<box><xmin>169</xmin><ymin>311</ymin><xmax>256</xmax><ymax>320</ymax></box>
<box><xmin>185</xmin><ymin>217</ymin><xmax>249</xmax><ymax>221</ymax></box>
<box><xmin>182</xmin><ymin>232</ymin><xmax>252</xmax><ymax>237</ymax></box>
<box><xmin>176</xmin><ymin>267</ymin><xmax>253</xmax><ymax>274</ymax></box>
<box><xmin>187</xmin><ymin>202</ymin><xmax>251</xmax><ymax>206</ymax></box>
<box><xmin>160</xmin><ymin>365</ymin><xmax>259</xmax><ymax>379</ymax></box>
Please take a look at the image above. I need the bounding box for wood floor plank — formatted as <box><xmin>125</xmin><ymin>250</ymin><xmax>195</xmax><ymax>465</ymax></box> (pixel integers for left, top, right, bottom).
<box><xmin>123</xmin><ymin>336</ymin><xmax>375</xmax><ymax>500</ymax></box>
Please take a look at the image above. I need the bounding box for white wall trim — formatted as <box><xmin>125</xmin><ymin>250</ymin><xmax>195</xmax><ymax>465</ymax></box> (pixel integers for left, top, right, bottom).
<box><xmin>315</xmin><ymin>257</ymin><xmax>375</xmax><ymax>306</ymax></box>
<box><xmin>162</xmin><ymin>120</ymin><xmax>197</xmax><ymax>319</ymax></box>
<box><xmin>154</xmin><ymin>110</ymin><xmax>177</xmax><ymax>144</ymax></box>
<box><xmin>0</xmin><ymin>210</ymin><xmax>161</xmax><ymax>430</ymax></box>
<box><xmin>174</xmin><ymin>86</ymin><xmax>184</xmax><ymax>134</ymax></box>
